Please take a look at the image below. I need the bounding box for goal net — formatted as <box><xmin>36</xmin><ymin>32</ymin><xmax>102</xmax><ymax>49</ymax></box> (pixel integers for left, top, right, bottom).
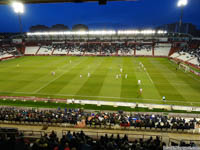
<box><xmin>179</xmin><ymin>63</ymin><xmax>190</xmax><ymax>73</ymax></box>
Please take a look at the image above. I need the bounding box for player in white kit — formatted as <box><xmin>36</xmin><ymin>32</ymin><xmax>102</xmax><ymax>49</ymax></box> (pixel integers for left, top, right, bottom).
<box><xmin>88</xmin><ymin>72</ymin><xmax>90</xmax><ymax>77</ymax></box>
<box><xmin>51</xmin><ymin>71</ymin><xmax>55</xmax><ymax>76</ymax></box>
<box><xmin>138</xmin><ymin>80</ymin><xmax>141</xmax><ymax>85</ymax></box>
<box><xmin>139</xmin><ymin>88</ymin><xmax>143</xmax><ymax>95</ymax></box>
<box><xmin>80</xmin><ymin>75</ymin><xmax>82</xmax><ymax>78</ymax></box>
<box><xmin>125</xmin><ymin>74</ymin><xmax>128</xmax><ymax>79</ymax></box>
<box><xmin>116</xmin><ymin>74</ymin><xmax>119</xmax><ymax>79</ymax></box>
<box><xmin>120</xmin><ymin>68</ymin><xmax>123</xmax><ymax>73</ymax></box>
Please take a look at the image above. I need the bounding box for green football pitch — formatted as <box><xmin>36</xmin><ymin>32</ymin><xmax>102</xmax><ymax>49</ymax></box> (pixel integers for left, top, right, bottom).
<box><xmin>0</xmin><ymin>56</ymin><xmax>200</xmax><ymax>106</ymax></box>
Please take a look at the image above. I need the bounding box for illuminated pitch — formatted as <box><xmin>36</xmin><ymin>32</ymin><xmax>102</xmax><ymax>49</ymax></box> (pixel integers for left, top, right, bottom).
<box><xmin>0</xmin><ymin>56</ymin><xmax>200</xmax><ymax>107</ymax></box>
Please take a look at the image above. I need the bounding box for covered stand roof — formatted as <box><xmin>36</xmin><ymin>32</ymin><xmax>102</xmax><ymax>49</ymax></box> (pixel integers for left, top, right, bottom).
<box><xmin>0</xmin><ymin>0</ymin><xmax>137</xmax><ymax>4</ymax></box>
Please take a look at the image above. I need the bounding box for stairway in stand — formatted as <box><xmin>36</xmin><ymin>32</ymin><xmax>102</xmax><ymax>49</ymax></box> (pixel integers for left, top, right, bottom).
<box><xmin>35</xmin><ymin>46</ymin><xmax>41</xmax><ymax>55</ymax></box>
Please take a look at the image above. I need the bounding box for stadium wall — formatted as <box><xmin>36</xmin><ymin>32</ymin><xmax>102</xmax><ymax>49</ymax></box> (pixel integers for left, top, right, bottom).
<box><xmin>0</xmin><ymin>56</ymin><xmax>21</xmax><ymax>61</ymax></box>
<box><xmin>1</xmin><ymin>95</ymin><xmax>200</xmax><ymax>113</ymax></box>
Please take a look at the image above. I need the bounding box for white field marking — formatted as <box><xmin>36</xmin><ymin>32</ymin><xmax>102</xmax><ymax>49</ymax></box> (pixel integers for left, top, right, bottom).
<box><xmin>1</xmin><ymin>90</ymin><xmax>200</xmax><ymax>104</ymax></box>
<box><xmin>131</xmin><ymin>59</ymin><xmax>154</xmax><ymax>84</ymax></box>
<box><xmin>169</xmin><ymin>61</ymin><xmax>200</xmax><ymax>83</ymax></box>
<box><xmin>144</xmin><ymin>67</ymin><xmax>154</xmax><ymax>84</ymax></box>
<box><xmin>154</xmin><ymin>82</ymin><xmax>189</xmax><ymax>86</ymax></box>
<box><xmin>187</xmin><ymin>73</ymin><xmax>200</xmax><ymax>83</ymax></box>
<box><xmin>33</xmin><ymin>58</ymin><xmax>85</xmax><ymax>93</ymax></box>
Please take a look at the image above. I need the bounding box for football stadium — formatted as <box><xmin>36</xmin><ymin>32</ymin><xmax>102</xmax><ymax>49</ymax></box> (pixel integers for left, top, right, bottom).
<box><xmin>0</xmin><ymin>0</ymin><xmax>200</xmax><ymax>150</ymax></box>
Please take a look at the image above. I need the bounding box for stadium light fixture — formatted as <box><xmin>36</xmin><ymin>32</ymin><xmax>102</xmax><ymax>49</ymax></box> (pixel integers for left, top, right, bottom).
<box><xmin>177</xmin><ymin>0</ymin><xmax>188</xmax><ymax>33</ymax></box>
<box><xmin>11</xmin><ymin>2</ymin><xmax>24</xmax><ymax>34</ymax></box>
<box><xmin>88</xmin><ymin>30</ymin><xmax>116</xmax><ymax>35</ymax></box>
<box><xmin>157</xmin><ymin>30</ymin><xmax>167</xmax><ymax>34</ymax></box>
<box><xmin>27</xmin><ymin>30</ymin><xmax>168</xmax><ymax>36</ymax></box>
<box><xmin>177</xmin><ymin>0</ymin><xmax>188</xmax><ymax>7</ymax></box>
<box><xmin>11</xmin><ymin>1</ymin><xmax>24</xmax><ymax>14</ymax></box>
<box><xmin>118</xmin><ymin>30</ymin><xmax>140</xmax><ymax>35</ymax></box>
<box><xmin>118</xmin><ymin>30</ymin><xmax>166</xmax><ymax>35</ymax></box>
<box><xmin>27</xmin><ymin>30</ymin><xmax>116</xmax><ymax>36</ymax></box>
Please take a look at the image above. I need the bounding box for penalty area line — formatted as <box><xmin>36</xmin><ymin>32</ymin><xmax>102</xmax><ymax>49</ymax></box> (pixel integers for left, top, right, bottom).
<box><xmin>169</xmin><ymin>61</ymin><xmax>200</xmax><ymax>83</ymax></box>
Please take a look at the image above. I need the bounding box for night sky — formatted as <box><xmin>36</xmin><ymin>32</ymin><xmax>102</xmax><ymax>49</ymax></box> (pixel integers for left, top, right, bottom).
<box><xmin>0</xmin><ymin>0</ymin><xmax>200</xmax><ymax>32</ymax></box>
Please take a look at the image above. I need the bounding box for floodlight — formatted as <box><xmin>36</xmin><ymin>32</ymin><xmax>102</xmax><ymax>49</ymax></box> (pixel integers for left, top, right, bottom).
<box><xmin>27</xmin><ymin>30</ymin><xmax>168</xmax><ymax>36</ymax></box>
<box><xmin>157</xmin><ymin>30</ymin><xmax>167</xmax><ymax>34</ymax></box>
<box><xmin>118</xmin><ymin>30</ymin><xmax>156</xmax><ymax>35</ymax></box>
<box><xmin>64</xmin><ymin>31</ymin><xmax>71</xmax><ymax>35</ymax></box>
<box><xmin>11</xmin><ymin>2</ymin><xmax>24</xmax><ymax>14</ymax></box>
<box><xmin>177</xmin><ymin>0</ymin><xmax>188</xmax><ymax>7</ymax></box>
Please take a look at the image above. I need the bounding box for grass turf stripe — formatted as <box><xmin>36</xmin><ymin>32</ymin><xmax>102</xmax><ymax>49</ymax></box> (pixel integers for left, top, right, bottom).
<box><xmin>145</xmin><ymin>58</ymin><xmax>186</xmax><ymax>101</ymax></box>
<box><xmin>76</xmin><ymin>57</ymin><xmax>111</xmax><ymax>99</ymax></box>
<box><xmin>58</xmin><ymin>57</ymin><xmax>104</xmax><ymax>95</ymax></box>
<box><xmin>120</xmin><ymin>57</ymin><xmax>139</xmax><ymax>99</ymax></box>
<box><xmin>36</xmin><ymin>57</ymin><xmax>92</xmax><ymax>94</ymax></box>
<box><xmin>98</xmin><ymin>57</ymin><xmax>122</xmax><ymax>98</ymax></box>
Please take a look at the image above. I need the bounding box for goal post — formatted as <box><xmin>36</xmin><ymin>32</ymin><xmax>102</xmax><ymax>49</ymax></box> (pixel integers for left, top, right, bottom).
<box><xmin>179</xmin><ymin>63</ymin><xmax>190</xmax><ymax>72</ymax></box>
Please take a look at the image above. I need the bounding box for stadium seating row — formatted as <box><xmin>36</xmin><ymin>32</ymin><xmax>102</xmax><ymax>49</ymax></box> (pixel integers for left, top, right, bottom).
<box><xmin>24</xmin><ymin>43</ymin><xmax>171</xmax><ymax>56</ymax></box>
<box><xmin>0</xmin><ymin>127</ymin><xmax>199</xmax><ymax>150</ymax></box>
<box><xmin>170</xmin><ymin>46</ymin><xmax>200</xmax><ymax>66</ymax></box>
<box><xmin>0</xmin><ymin>107</ymin><xmax>197</xmax><ymax>132</ymax></box>
<box><xmin>0</xmin><ymin>47</ymin><xmax>19</xmax><ymax>60</ymax></box>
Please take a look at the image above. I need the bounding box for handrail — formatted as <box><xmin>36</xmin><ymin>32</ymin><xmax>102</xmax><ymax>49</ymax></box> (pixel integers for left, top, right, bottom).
<box><xmin>169</xmin><ymin>138</ymin><xmax>200</xmax><ymax>146</ymax></box>
<box><xmin>0</xmin><ymin>130</ymin><xmax>57</xmax><ymax>138</ymax></box>
<box><xmin>62</xmin><ymin>129</ymin><xmax>162</xmax><ymax>141</ymax></box>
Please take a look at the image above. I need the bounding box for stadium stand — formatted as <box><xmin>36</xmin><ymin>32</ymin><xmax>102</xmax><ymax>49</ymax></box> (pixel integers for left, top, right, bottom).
<box><xmin>170</xmin><ymin>46</ymin><xmax>200</xmax><ymax>67</ymax></box>
<box><xmin>24</xmin><ymin>42</ymin><xmax>171</xmax><ymax>56</ymax></box>
<box><xmin>24</xmin><ymin>46</ymin><xmax>40</xmax><ymax>55</ymax></box>
<box><xmin>176</xmin><ymin>52</ymin><xmax>191</xmax><ymax>61</ymax></box>
<box><xmin>117</xmin><ymin>43</ymin><xmax>134</xmax><ymax>56</ymax></box>
<box><xmin>53</xmin><ymin>44</ymin><xmax>68</xmax><ymax>55</ymax></box>
<box><xmin>67</xmin><ymin>44</ymin><xmax>82</xmax><ymax>55</ymax></box>
<box><xmin>0</xmin><ymin>107</ymin><xmax>196</xmax><ymax>131</ymax></box>
<box><xmin>85</xmin><ymin>43</ymin><xmax>100</xmax><ymax>55</ymax></box>
<box><xmin>185</xmin><ymin>47</ymin><xmax>200</xmax><ymax>65</ymax></box>
<box><xmin>0</xmin><ymin>46</ymin><xmax>19</xmax><ymax>60</ymax></box>
<box><xmin>135</xmin><ymin>45</ymin><xmax>152</xmax><ymax>56</ymax></box>
<box><xmin>170</xmin><ymin>52</ymin><xmax>181</xmax><ymax>58</ymax></box>
<box><xmin>1</xmin><ymin>127</ymin><xmax>200</xmax><ymax>150</ymax></box>
<box><xmin>189</xmin><ymin>57</ymin><xmax>200</xmax><ymax>66</ymax></box>
<box><xmin>0</xmin><ymin>129</ymin><xmax>166</xmax><ymax>150</ymax></box>
<box><xmin>37</xmin><ymin>45</ymin><xmax>53</xmax><ymax>55</ymax></box>
<box><xmin>154</xmin><ymin>43</ymin><xmax>171</xmax><ymax>56</ymax></box>
<box><xmin>170</xmin><ymin>138</ymin><xmax>199</xmax><ymax>147</ymax></box>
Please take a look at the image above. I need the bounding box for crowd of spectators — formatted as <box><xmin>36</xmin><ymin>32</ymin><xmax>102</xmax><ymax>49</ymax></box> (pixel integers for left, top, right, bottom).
<box><xmin>135</xmin><ymin>45</ymin><xmax>152</xmax><ymax>52</ymax></box>
<box><xmin>0</xmin><ymin>129</ymin><xmax>166</xmax><ymax>150</ymax></box>
<box><xmin>189</xmin><ymin>47</ymin><xmax>200</xmax><ymax>64</ymax></box>
<box><xmin>0</xmin><ymin>107</ymin><xmax>196</xmax><ymax>131</ymax></box>
<box><xmin>48</xmin><ymin>43</ymin><xmax>154</xmax><ymax>55</ymax></box>
<box><xmin>41</xmin><ymin>45</ymin><xmax>53</xmax><ymax>51</ymax></box>
<box><xmin>0</xmin><ymin>47</ymin><xmax>19</xmax><ymax>58</ymax></box>
<box><xmin>36</xmin><ymin>131</ymin><xmax>167</xmax><ymax>150</ymax></box>
<box><xmin>171</xmin><ymin>140</ymin><xmax>197</xmax><ymax>147</ymax></box>
<box><xmin>1</xmin><ymin>129</ymin><xmax>199</xmax><ymax>150</ymax></box>
<box><xmin>180</xmin><ymin>42</ymin><xmax>200</xmax><ymax>64</ymax></box>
